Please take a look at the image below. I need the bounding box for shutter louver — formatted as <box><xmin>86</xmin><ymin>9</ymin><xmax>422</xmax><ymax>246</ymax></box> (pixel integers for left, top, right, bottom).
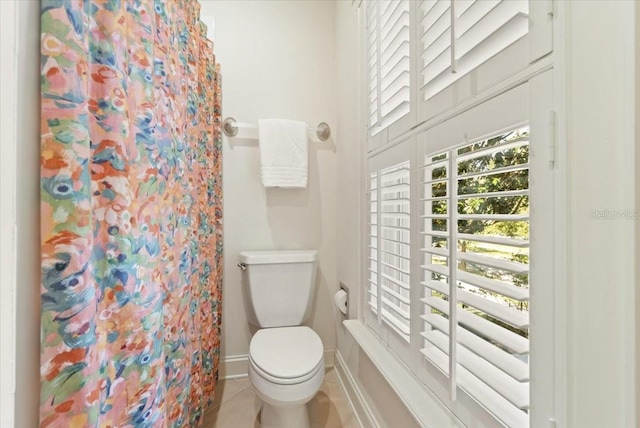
<box><xmin>421</xmin><ymin>128</ymin><xmax>531</xmax><ymax>426</ymax></box>
<box><xmin>367</xmin><ymin>0</ymin><xmax>411</xmax><ymax>135</ymax></box>
<box><xmin>419</xmin><ymin>0</ymin><xmax>529</xmax><ymax>100</ymax></box>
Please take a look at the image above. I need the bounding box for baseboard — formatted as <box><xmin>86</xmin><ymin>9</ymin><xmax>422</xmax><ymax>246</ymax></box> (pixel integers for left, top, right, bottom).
<box><xmin>334</xmin><ymin>350</ymin><xmax>380</xmax><ymax>428</ymax></box>
<box><xmin>220</xmin><ymin>348</ymin><xmax>336</xmax><ymax>380</ymax></box>
<box><xmin>323</xmin><ymin>347</ymin><xmax>335</xmax><ymax>368</ymax></box>
<box><xmin>219</xmin><ymin>354</ymin><xmax>249</xmax><ymax>380</ymax></box>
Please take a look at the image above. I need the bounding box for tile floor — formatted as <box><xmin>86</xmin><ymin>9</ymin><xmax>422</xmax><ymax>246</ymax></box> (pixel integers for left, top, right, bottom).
<box><xmin>202</xmin><ymin>368</ymin><xmax>361</xmax><ymax>428</ymax></box>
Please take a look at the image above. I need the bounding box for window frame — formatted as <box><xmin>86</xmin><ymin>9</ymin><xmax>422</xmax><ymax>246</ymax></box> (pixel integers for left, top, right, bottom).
<box><xmin>360</xmin><ymin>2</ymin><xmax>556</xmax><ymax>425</ymax></box>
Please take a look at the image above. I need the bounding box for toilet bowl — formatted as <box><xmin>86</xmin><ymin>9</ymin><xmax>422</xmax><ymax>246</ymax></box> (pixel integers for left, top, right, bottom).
<box><xmin>248</xmin><ymin>326</ymin><xmax>324</xmax><ymax>428</ymax></box>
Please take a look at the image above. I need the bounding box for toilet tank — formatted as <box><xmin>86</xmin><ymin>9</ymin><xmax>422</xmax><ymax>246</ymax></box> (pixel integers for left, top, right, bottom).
<box><xmin>239</xmin><ymin>250</ymin><xmax>318</xmax><ymax>328</ymax></box>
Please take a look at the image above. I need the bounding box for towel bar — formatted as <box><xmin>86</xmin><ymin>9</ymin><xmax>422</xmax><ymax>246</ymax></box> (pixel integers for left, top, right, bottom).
<box><xmin>222</xmin><ymin>117</ymin><xmax>331</xmax><ymax>141</ymax></box>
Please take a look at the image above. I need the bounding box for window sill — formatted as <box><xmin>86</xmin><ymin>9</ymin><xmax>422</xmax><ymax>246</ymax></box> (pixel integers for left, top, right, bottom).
<box><xmin>343</xmin><ymin>319</ymin><xmax>465</xmax><ymax>428</ymax></box>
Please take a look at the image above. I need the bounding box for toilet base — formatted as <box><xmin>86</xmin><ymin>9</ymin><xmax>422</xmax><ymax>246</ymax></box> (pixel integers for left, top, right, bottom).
<box><xmin>260</xmin><ymin>402</ymin><xmax>310</xmax><ymax>428</ymax></box>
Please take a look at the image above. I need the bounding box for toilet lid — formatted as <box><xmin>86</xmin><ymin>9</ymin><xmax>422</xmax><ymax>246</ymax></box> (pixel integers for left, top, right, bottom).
<box><xmin>250</xmin><ymin>326</ymin><xmax>323</xmax><ymax>380</ymax></box>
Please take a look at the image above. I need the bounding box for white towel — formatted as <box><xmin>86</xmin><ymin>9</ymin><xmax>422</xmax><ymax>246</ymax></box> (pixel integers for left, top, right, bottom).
<box><xmin>258</xmin><ymin>118</ymin><xmax>308</xmax><ymax>188</ymax></box>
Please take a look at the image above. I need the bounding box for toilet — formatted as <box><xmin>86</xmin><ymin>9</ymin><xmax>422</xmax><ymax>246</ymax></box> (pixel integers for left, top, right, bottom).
<box><xmin>239</xmin><ymin>250</ymin><xmax>324</xmax><ymax>428</ymax></box>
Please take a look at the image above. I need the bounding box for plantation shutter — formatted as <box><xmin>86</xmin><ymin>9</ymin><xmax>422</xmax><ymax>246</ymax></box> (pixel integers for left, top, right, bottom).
<box><xmin>368</xmin><ymin>162</ymin><xmax>411</xmax><ymax>343</ymax></box>
<box><xmin>420</xmin><ymin>128</ymin><xmax>531</xmax><ymax>427</ymax></box>
<box><xmin>367</xmin><ymin>0</ymin><xmax>411</xmax><ymax>136</ymax></box>
<box><xmin>416</xmin><ymin>0</ymin><xmax>551</xmax><ymax>127</ymax></box>
<box><xmin>419</xmin><ymin>0</ymin><xmax>529</xmax><ymax>100</ymax></box>
<box><xmin>379</xmin><ymin>162</ymin><xmax>411</xmax><ymax>341</ymax></box>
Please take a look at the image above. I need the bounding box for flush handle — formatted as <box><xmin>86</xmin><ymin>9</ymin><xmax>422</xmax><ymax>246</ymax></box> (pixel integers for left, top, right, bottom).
<box><xmin>237</xmin><ymin>262</ymin><xmax>247</xmax><ymax>271</ymax></box>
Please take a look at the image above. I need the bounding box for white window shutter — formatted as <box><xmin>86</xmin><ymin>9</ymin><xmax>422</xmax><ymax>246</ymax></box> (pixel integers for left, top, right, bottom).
<box><xmin>378</xmin><ymin>162</ymin><xmax>411</xmax><ymax>341</ymax></box>
<box><xmin>416</xmin><ymin>0</ymin><xmax>554</xmax><ymax>126</ymax></box>
<box><xmin>368</xmin><ymin>161</ymin><xmax>411</xmax><ymax>343</ymax></box>
<box><xmin>367</xmin><ymin>0</ymin><xmax>380</xmax><ymax>130</ymax></box>
<box><xmin>367</xmin><ymin>0</ymin><xmax>411</xmax><ymax>137</ymax></box>
<box><xmin>454</xmin><ymin>0</ymin><xmax>529</xmax><ymax>75</ymax></box>
<box><xmin>419</xmin><ymin>0</ymin><xmax>529</xmax><ymax>101</ymax></box>
<box><xmin>421</xmin><ymin>128</ymin><xmax>532</xmax><ymax>427</ymax></box>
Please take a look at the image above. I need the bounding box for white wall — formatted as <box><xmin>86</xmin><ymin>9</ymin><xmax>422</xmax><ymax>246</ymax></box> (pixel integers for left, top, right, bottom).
<box><xmin>565</xmin><ymin>2</ymin><xmax>637</xmax><ymax>427</ymax></box>
<box><xmin>0</xmin><ymin>1</ymin><xmax>42</xmax><ymax>426</ymax></box>
<box><xmin>199</xmin><ymin>0</ymin><xmax>338</xmax><ymax>369</ymax></box>
<box><xmin>334</xmin><ymin>0</ymin><xmax>363</xmax><ymax>312</ymax></box>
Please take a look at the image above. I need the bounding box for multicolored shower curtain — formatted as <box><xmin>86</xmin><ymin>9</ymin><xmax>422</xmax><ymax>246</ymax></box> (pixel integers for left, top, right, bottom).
<box><xmin>39</xmin><ymin>1</ymin><xmax>222</xmax><ymax>426</ymax></box>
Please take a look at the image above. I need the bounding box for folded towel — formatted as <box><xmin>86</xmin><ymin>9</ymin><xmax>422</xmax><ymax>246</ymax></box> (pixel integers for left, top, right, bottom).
<box><xmin>258</xmin><ymin>118</ymin><xmax>308</xmax><ymax>188</ymax></box>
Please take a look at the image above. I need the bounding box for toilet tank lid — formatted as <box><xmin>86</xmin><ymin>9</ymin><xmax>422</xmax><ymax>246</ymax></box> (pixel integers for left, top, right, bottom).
<box><xmin>240</xmin><ymin>250</ymin><xmax>318</xmax><ymax>265</ymax></box>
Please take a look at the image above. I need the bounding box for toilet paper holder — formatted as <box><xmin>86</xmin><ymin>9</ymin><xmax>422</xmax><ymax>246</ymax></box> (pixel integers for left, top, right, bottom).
<box><xmin>335</xmin><ymin>282</ymin><xmax>349</xmax><ymax>316</ymax></box>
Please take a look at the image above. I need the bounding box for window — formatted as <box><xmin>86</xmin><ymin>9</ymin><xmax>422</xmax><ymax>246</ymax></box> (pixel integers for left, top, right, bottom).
<box><xmin>366</xmin><ymin>0</ymin><xmax>412</xmax><ymax>142</ymax></box>
<box><xmin>362</xmin><ymin>71</ymin><xmax>555</xmax><ymax>427</ymax></box>
<box><xmin>421</xmin><ymin>127</ymin><xmax>531</xmax><ymax>427</ymax></box>
<box><xmin>361</xmin><ymin>1</ymin><xmax>555</xmax><ymax>424</ymax></box>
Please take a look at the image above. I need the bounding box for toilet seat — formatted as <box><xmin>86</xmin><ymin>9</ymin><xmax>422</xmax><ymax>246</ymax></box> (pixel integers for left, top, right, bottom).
<box><xmin>249</xmin><ymin>353</ymin><xmax>324</xmax><ymax>385</ymax></box>
<box><xmin>249</xmin><ymin>326</ymin><xmax>323</xmax><ymax>385</ymax></box>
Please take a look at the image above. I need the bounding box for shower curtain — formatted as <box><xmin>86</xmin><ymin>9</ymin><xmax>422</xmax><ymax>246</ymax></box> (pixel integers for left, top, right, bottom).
<box><xmin>39</xmin><ymin>1</ymin><xmax>222</xmax><ymax>426</ymax></box>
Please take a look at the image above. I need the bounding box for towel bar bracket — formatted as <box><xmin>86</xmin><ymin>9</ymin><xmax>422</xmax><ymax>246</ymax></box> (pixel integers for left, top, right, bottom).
<box><xmin>223</xmin><ymin>116</ymin><xmax>239</xmax><ymax>137</ymax></box>
<box><xmin>315</xmin><ymin>122</ymin><xmax>330</xmax><ymax>141</ymax></box>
